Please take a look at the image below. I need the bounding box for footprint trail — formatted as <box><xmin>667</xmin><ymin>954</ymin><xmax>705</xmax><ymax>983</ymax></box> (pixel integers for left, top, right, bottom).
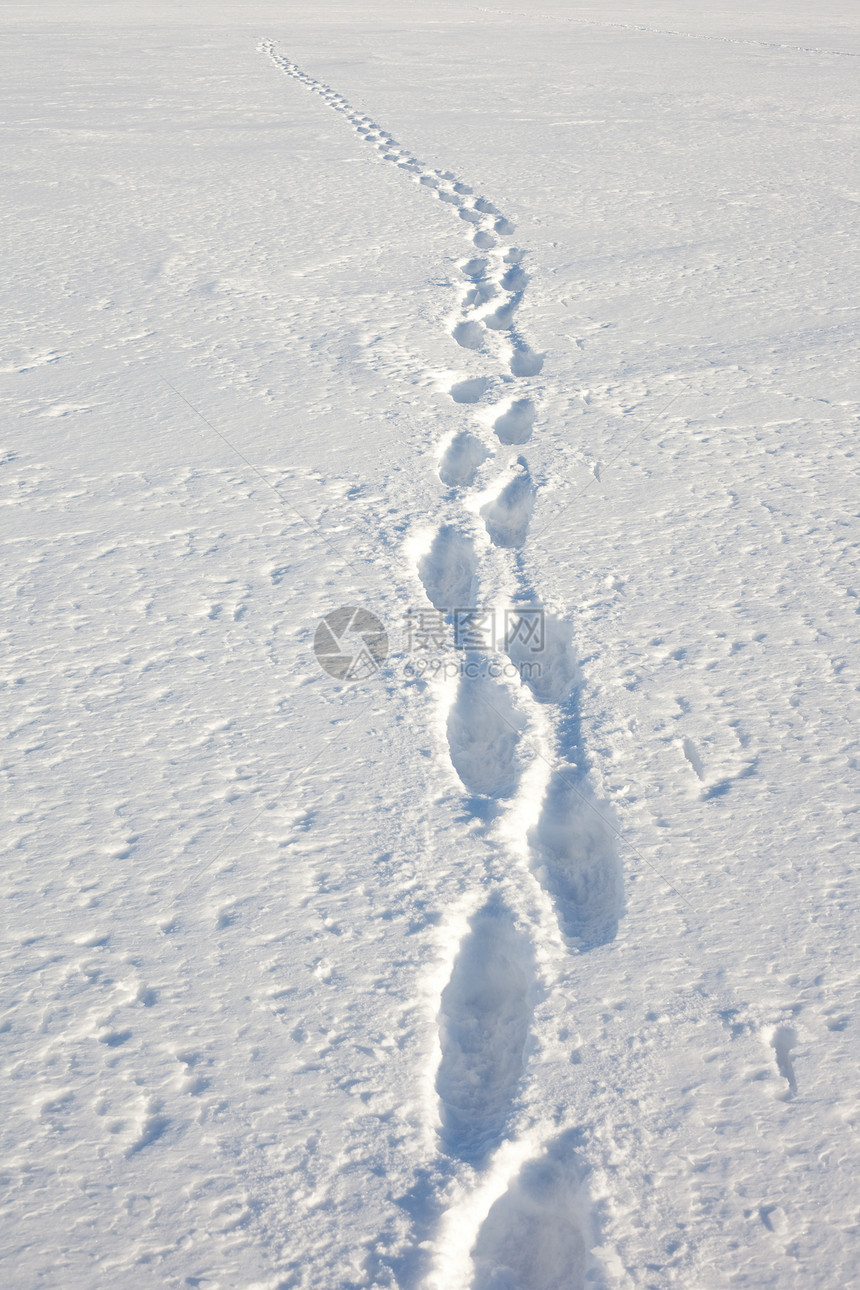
<box><xmin>262</xmin><ymin>40</ymin><xmax>623</xmax><ymax>1289</ymax></box>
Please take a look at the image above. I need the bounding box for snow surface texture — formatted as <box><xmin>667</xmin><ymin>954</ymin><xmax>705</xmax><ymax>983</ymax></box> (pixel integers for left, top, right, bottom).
<box><xmin>2</xmin><ymin>3</ymin><xmax>860</xmax><ymax>1288</ymax></box>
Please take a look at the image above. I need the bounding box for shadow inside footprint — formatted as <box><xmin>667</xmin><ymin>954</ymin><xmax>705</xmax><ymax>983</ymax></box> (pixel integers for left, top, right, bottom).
<box><xmin>501</xmin><ymin>264</ymin><xmax>529</xmax><ymax>292</ymax></box>
<box><xmin>510</xmin><ymin>346</ymin><xmax>544</xmax><ymax>377</ymax></box>
<box><xmin>436</xmin><ymin>898</ymin><xmax>534</xmax><ymax>1166</ymax></box>
<box><xmin>465</xmin><ymin>282</ymin><xmax>498</xmax><ymax>309</ymax></box>
<box><xmin>481</xmin><ymin>460</ymin><xmax>535</xmax><ymax>548</ymax></box>
<box><xmin>439</xmin><ymin>432</ymin><xmax>488</xmax><ymax>488</ymax></box>
<box><xmin>505</xmin><ymin>609</ymin><xmax>579</xmax><ymax>704</ymax></box>
<box><xmin>494</xmin><ymin>398</ymin><xmax>536</xmax><ymax>445</ymax></box>
<box><xmin>529</xmin><ymin>770</ymin><xmax>623</xmax><ymax>947</ymax></box>
<box><xmin>461</xmin><ymin>257</ymin><xmax>489</xmax><ymax>280</ymax></box>
<box><xmin>770</xmin><ymin>1026</ymin><xmax>798</xmax><ymax>1097</ymax></box>
<box><xmin>446</xmin><ymin>673</ymin><xmax>523</xmax><ymax>798</ymax></box>
<box><xmin>483</xmin><ymin>293</ymin><xmax>522</xmax><ymax>331</ymax></box>
<box><xmin>450</xmin><ymin>377</ymin><xmax>491</xmax><ymax>405</ymax></box>
<box><xmin>469</xmin><ymin>1129</ymin><xmax>592</xmax><ymax>1290</ymax></box>
<box><xmin>452</xmin><ymin>320</ymin><xmax>485</xmax><ymax>351</ymax></box>
<box><xmin>418</xmin><ymin>526</ymin><xmax>478</xmax><ymax>610</ymax></box>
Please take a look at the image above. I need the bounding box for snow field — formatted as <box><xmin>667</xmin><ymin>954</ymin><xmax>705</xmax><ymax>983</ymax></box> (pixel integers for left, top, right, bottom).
<box><xmin>265</xmin><ymin>38</ymin><xmax>636</xmax><ymax>1289</ymax></box>
<box><xmin>2</xmin><ymin>5</ymin><xmax>859</xmax><ymax>1287</ymax></box>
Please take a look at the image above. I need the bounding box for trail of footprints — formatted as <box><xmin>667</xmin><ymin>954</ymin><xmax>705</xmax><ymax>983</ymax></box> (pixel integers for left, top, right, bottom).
<box><xmin>263</xmin><ymin>42</ymin><xmax>622</xmax><ymax>1288</ymax></box>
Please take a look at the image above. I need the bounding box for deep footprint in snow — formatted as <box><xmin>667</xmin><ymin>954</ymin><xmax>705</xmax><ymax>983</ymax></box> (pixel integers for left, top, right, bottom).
<box><xmin>436</xmin><ymin>899</ymin><xmax>534</xmax><ymax>1166</ymax></box>
<box><xmin>494</xmin><ymin>398</ymin><xmax>537</xmax><ymax>445</ymax></box>
<box><xmin>510</xmin><ymin>345</ymin><xmax>544</xmax><ymax>377</ymax></box>
<box><xmin>461</xmin><ymin>257</ymin><xmax>489</xmax><ymax>280</ymax></box>
<box><xmin>529</xmin><ymin>769</ymin><xmax>623</xmax><ymax>947</ymax></box>
<box><xmin>481</xmin><ymin>460</ymin><xmax>536</xmax><ymax>549</ymax></box>
<box><xmin>769</xmin><ymin>1025</ymin><xmax>799</xmax><ymax>1097</ymax></box>
<box><xmin>446</xmin><ymin>674</ymin><xmax>524</xmax><ymax>798</ymax></box>
<box><xmin>452</xmin><ymin>320</ymin><xmax>485</xmax><ymax>351</ymax></box>
<box><xmin>464</xmin><ymin>282</ymin><xmax>498</xmax><ymax>309</ymax></box>
<box><xmin>501</xmin><ymin>264</ymin><xmax>529</xmax><ymax>292</ymax></box>
<box><xmin>469</xmin><ymin>1129</ymin><xmax>591</xmax><ymax>1290</ymax></box>
<box><xmin>483</xmin><ymin>293</ymin><xmax>522</xmax><ymax>332</ymax></box>
<box><xmin>450</xmin><ymin>376</ymin><xmax>492</xmax><ymax>405</ymax></box>
<box><xmin>439</xmin><ymin>433</ymin><xmax>489</xmax><ymax>488</ymax></box>
<box><xmin>506</xmin><ymin>609</ymin><xmax>579</xmax><ymax>704</ymax></box>
<box><xmin>418</xmin><ymin>526</ymin><xmax>479</xmax><ymax>611</ymax></box>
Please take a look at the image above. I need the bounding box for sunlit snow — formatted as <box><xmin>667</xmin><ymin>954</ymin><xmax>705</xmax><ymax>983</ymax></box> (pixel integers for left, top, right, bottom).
<box><xmin>2</xmin><ymin>2</ymin><xmax>859</xmax><ymax>1287</ymax></box>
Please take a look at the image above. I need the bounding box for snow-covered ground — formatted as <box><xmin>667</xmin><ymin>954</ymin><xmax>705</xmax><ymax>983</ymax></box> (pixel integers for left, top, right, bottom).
<box><xmin>2</xmin><ymin>2</ymin><xmax>859</xmax><ymax>1287</ymax></box>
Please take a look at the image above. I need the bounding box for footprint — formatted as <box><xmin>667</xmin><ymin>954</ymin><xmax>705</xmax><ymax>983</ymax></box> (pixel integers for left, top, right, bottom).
<box><xmin>769</xmin><ymin>1025</ymin><xmax>798</xmax><ymax>1098</ymax></box>
<box><xmin>682</xmin><ymin>736</ymin><xmax>705</xmax><ymax>781</ymax></box>
<box><xmin>494</xmin><ymin>399</ymin><xmax>537</xmax><ymax>445</ymax></box>
<box><xmin>494</xmin><ymin>217</ymin><xmax>516</xmax><ymax>236</ymax></box>
<box><xmin>481</xmin><ymin>461</ymin><xmax>535</xmax><ymax>549</ymax></box>
<box><xmin>439</xmin><ymin>433</ymin><xmax>489</xmax><ymax>488</ymax></box>
<box><xmin>506</xmin><ymin>611</ymin><xmax>579</xmax><ymax>703</ymax></box>
<box><xmin>436</xmin><ymin>899</ymin><xmax>533</xmax><ymax>1165</ymax></box>
<box><xmin>501</xmin><ymin>264</ymin><xmax>529</xmax><ymax>292</ymax></box>
<box><xmin>452</xmin><ymin>320</ymin><xmax>485</xmax><ymax>351</ymax></box>
<box><xmin>529</xmin><ymin>771</ymin><xmax>623</xmax><ymax>946</ymax></box>
<box><xmin>418</xmin><ymin>526</ymin><xmax>479</xmax><ymax>611</ymax></box>
<box><xmin>474</xmin><ymin>231</ymin><xmax>496</xmax><ymax>250</ymax></box>
<box><xmin>469</xmin><ymin>1130</ymin><xmax>591</xmax><ymax>1290</ymax></box>
<box><xmin>464</xmin><ymin>282</ymin><xmax>498</xmax><ymax>309</ymax></box>
<box><xmin>483</xmin><ymin>294</ymin><xmax>521</xmax><ymax>332</ymax></box>
<box><xmin>450</xmin><ymin>377</ymin><xmax>492</xmax><ymax>405</ymax></box>
<box><xmin>461</xmin><ymin>258</ymin><xmax>489</xmax><ymax>280</ymax></box>
<box><xmin>510</xmin><ymin>346</ymin><xmax>544</xmax><ymax>377</ymax></box>
<box><xmin>446</xmin><ymin>675</ymin><xmax>524</xmax><ymax>798</ymax></box>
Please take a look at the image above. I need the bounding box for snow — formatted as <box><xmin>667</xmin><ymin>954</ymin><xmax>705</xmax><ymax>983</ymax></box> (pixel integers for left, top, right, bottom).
<box><xmin>2</xmin><ymin>2</ymin><xmax>859</xmax><ymax>1287</ymax></box>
